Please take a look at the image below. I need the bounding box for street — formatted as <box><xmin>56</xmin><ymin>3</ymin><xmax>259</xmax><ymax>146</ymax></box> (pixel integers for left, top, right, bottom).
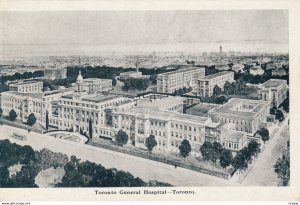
<box><xmin>240</xmin><ymin>115</ymin><xmax>290</xmax><ymax>186</ymax></box>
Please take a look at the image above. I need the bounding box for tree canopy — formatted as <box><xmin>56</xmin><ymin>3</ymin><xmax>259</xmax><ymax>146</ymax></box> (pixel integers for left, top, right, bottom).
<box><xmin>145</xmin><ymin>135</ymin><xmax>157</xmax><ymax>152</ymax></box>
<box><xmin>258</xmin><ymin>128</ymin><xmax>270</xmax><ymax>144</ymax></box>
<box><xmin>219</xmin><ymin>149</ymin><xmax>233</xmax><ymax>169</ymax></box>
<box><xmin>9</xmin><ymin>109</ymin><xmax>17</xmax><ymax>121</ymax></box>
<box><xmin>179</xmin><ymin>139</ymin><xmax>192</xmax><ymax>159</ymax></box>
<box><xmin>27</xmin><ymin>113</ymin><xmax>36</xmax><ymax>126</ymax></box>
<box><xmin>115</xmin><ymin>130</ymin><xmax>129</xmax><ymax>146</ymax></box>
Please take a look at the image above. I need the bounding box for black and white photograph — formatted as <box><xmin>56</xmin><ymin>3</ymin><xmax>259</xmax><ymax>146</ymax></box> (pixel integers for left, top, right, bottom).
<box><xmin>0</xmin><ymin>0</ymin><xmax>299</xmax><ymax>202</ymax></box>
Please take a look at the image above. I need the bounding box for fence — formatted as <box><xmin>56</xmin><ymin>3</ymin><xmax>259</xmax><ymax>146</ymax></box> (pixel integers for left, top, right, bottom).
<box><xmin>88</xmin><ymin>141</ymin><xmax>230</xmax><ymax>179</ymax></box>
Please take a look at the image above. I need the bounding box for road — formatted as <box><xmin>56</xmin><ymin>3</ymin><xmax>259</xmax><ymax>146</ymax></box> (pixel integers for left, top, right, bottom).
<box><xmin>0</xmin><ymin>124</ymin><xmax>233</xmax><ymax>187</ymax></box>
<box><xmin>240</xmin><ymin>116</ymin><xmax>290</xmax><ymax>186</ymax></box>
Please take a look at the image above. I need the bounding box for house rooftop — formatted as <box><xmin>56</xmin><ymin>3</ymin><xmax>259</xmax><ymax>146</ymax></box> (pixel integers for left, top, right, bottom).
<box><xmin>221</xmin><ymin>128</ymin><xmax>246</xmax><ymax>143</ymax></box>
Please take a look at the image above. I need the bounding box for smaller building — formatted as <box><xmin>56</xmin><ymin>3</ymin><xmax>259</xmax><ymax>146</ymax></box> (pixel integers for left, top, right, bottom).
<box><xmin>8</xmin><ymin>164</ymin><xmax>23</xmax><ymax>178</ymax></box>
<box><xmin>119</xmin><ymin>71</ymin><xmax>143</xmax><ymax>80</ymax></box>
<box><xmin>220</xmin><ymin>127</ymin><xmax>248</xmax><ymax>152</ymax></box>
<box><xmin>83</xmin><ymin>78</ymin><xmax>112</xmax><ymax>93</ymax></box>
<box><xmin>9</xmin><ymin>80</ymin><xmax>43</xmax><ymax>94</ymax></box>
<box><xmin>259</xmin><ymin>79</ymin><xmax>288</xmax><ymax>107</ymax></box>
<box><xmin>197</xmin><ymin>71</ymin><xmax>234</xmax><ymax>97</ymax></box>
<box><xmin>250</xmin><ymin>66</ymin><xmax>264</xmax><ymax>75</ymax></box>
<box><xmin>34</xmin><ymin>167</ymin><xmax>65</xmax><ymax>188</ymax></box>
<box><xmin>272</xmin><ymin>69</ymin><xmax>287</xmax><ymax>77</ymax></box>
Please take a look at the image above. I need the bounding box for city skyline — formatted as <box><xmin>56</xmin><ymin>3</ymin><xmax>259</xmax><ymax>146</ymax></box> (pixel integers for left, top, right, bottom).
<box><xmin>0</xmin><ymin>10</ymin><xmax>289</xmax><ymax>57</ymax></box>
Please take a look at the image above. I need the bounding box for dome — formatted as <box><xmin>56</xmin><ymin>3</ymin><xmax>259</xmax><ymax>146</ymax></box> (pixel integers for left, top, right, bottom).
<box><xmin>76</xmin><ymin>71</ymin><xmax>84</xmax><ymax>83</ymax></box>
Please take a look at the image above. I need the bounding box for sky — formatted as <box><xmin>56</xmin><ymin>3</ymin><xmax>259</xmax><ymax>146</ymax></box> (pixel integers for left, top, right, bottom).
<box><xmin>0</xmin><ymin>10</ymin><xmax>289</xmax><ymax>55</ymax></box>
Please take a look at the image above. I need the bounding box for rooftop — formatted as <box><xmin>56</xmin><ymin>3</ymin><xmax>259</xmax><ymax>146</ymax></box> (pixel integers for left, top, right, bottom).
<box><xmin>9</xmin><ymin>80</ymin><xmax>42</xmax><ymax>86</ymax></box>
<box><xmin>158</xmin><ymin>66</ymin><xmax>204</xmax><ymax>76</ymax></box>
<box><xmin>61</xmin><ymin>93</ymin><xmax>122</xmax><ymax>103</ymax></box>
<box><xmin>84</xmin><ymin>78</ymin><xmax>112</xmax><ymax>82</ymax></box>
<box><xmin>221</xmin><ymin>128</ymin><xmax>246</xmax><ymax>142</ymax></box>
<box><xmin>137</xmin><ymin>96</ymin><xmax>182</xmax><ymax>110</ymax></box>
<box><xmin>120</xmin><ymin>71</ymin><xmax>142</xmax><ymax>75</ymax></box>
<box><xmin>2</xmin><ymin>88</ymin><xmax>74</xmax><ymax>99</ymax></box>
<box><xmin>186</xmin><ymin>103</ymin><xmax>220</xmax><ymax>117</ymax></box>
<box><xmin>209</xmin><ymin>98</ymin><xmax>269</xmax><ymax>118</ymax></box>
<box><xmin>262</xmin><ymin>79</ymin><xmax>287</xmax><ymax>88</ymax></box>
<box><xmin>82</xmin><ymin>94</ymin><xmax>121</xmax><ymax>103</ymax></box>
<box><xmin>119</xmin><ymin>105</ymin><xmax>211</xmax><ymax>125</ymax></box>
<box><xmin>199</xmin><ymin>71</ymin><xmax>233</xmax><ymax>80</ymax></box>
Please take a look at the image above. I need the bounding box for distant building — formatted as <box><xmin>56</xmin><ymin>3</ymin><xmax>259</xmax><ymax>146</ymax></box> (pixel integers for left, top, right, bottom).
<box><xmin>83</xmin><ymin>78</ymin><xmax>112</xmax><ymax>93</ymax></box>
<box><xmin>44</xmin><ymin>67</ymin><xmax>67</xmax><ymax>80</ymax></box>
<box><xmin>208</xmin><ymin>98</ymin><xmax>270</xmax><ymax>139</ymax></box>
<box><xmin>9</xmin><ymin>80</ymin><xmax>43</xmax><ymax>94</ymax></box>
<box><xmin>250</xmin><ymin>66</ymin><xmax>264</xmax><ymax>75</ymax></box>
<box><xmin>119</xmin><ymin>71</ymin><xmax>143</xmax><ymax>80</ymax></box>
<box><xmin>75</xmin><ymin>71</ymin><xmax>112</xmax><ymax>94</ymax></box>
<box><xmin>232</xmin><ymin>64</ymin><xmax>244</xmax><ymax>73</ymax></box>
<box><xmin>156</xmin><ymin>67</ymin><xmax>205</xmax><ymax>93</ymax></box>
<box><xmin>259</xmin><ymin>79</ymin><xmax>288</xmax><ymax>107</ymax></box>
<box><xmin>272</xmin><ymin>69</ymin><xmax>287</xmax><ymax>77</ymax></box>
<box><xmin>197</xmin><ymin>71</ymin><xmax>234</xmax><ymax>97</ymax></box>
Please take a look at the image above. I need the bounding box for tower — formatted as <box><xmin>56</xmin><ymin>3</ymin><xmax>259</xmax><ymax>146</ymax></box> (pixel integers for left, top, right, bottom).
<box><xmin>220</xmin><ymin>45</ymin><xmax>222</xmax><ymax>54</ymax></box>
<box><xmin>76</xmin><ymin>71</ymin><xmax>84</xmax><ymax>92</ymax></box>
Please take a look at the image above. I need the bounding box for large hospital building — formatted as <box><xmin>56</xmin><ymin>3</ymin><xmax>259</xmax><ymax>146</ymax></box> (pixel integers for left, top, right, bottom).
<box><xmin>156</xmin><ymin>67</ymin><xmax>205</xmax><ymax>93</ymax></box>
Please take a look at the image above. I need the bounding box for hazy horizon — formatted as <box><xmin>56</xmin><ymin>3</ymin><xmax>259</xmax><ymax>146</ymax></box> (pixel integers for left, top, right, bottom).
<box><xmin>0</xmin><ymin>10</ymin><xmax>289</xmax><ymax>58</ymax></box>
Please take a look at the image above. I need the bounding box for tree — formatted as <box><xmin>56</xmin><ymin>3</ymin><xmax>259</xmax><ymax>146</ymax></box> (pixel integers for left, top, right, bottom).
<box><xmin>179</xmin><ymin>139</ymin><xmax>192</xmax><ymax>159</ymax></box>
<box><xmin>13</xmin><ymin>164</ymin><xmax>40</xmax><ymax>187</ymax></box>
<box><xmin>27</xmin><ymin>113</ymin><xmax>36</xmax><ymax>126</ymax></box>
<box><xmin>219</xmin><ymin>149</ymin><xmax>233</xmax><ymax>169</ymax></box>
<box><xmin>200</xmin><ymin>141</ymin><xmax>213</xmax><ymax>161</ymax></box>
<box><xmin>145</xmin><ymin>134</ymin><xmax>157</xmax><ymax>152</ymax></box>
<box><xmin>45</xmin><ymin>110</ymin><xmax>49</xmax><ymax>130</ymax></box>
<box><xmin>211</xmin><ymin>142</ymin><xmax>223</xmax><ymax>163</ymax></box>
<box><xmin>232</xmin><ymin>152</ymin><xmax>248</xmax><ymax>173</ymax></box>
<box><xmin>240</xmin><ymin>147</ymin><xmax>252</xmax><ymax>164</ymax></box>
<box><xmin>0</xmin><ymin>108</ymin><xmax>3</xmax><ymax>117</ymax></box>
<box><xmin>274</xmin><ymin>155</ymin><xmax>290</xmax><ymax>186</ymax></box>
<box><xmin>247</xmin><ymin>140</ymin><xmax>261</xmax><ymax>157</ymax></box>
<box><xmin>275</xmin><ymin>109</ymin><xmax>285</xmax><ymax>122</ymax></box>
<box><xmin>88</xmin><ymin>117</ymin><xmax>93</xmax><ymax>140</ymax></box>
<box><xmin>213</xmin><ymin>85</ymin><xmax>222</xmax><ymax>96</ymax></box>
<box><xmin>115</xmin><ymin>130</ymin><xmax>128</xmax><ymax>146</ymax></box>
<box><xmin>223</xmin><ymin>81</ymin><xmax>234</xmax><ymax>95</ymax></box>
<box><xmin>112</xmin><ymin>78</ymin><xmax>117</xmax><ymax>87</ymax></box>
<box><xmin>9</xmin><ymin>109</ymin><xmax>17</xmax><ymax>121</ymax></box>
<box><xmin>258</xmin><ymin>128</ymin><xmax>270</xmax><ymax>144</ymax></box>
